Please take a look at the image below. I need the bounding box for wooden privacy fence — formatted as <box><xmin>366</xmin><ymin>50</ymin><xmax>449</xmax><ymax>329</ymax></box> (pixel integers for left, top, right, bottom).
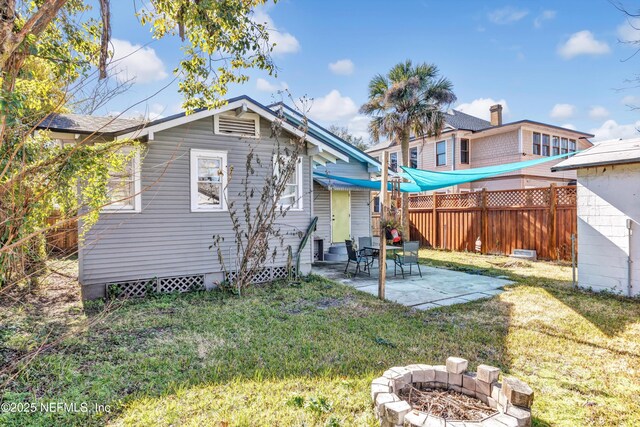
<box><xmin>373</xmin><ymin>185</ymin><xmax>577</xmax><ymax>261</ymax></box>
<box><xmin>45</xmin><ymin>214</ymin><xmax>78</xmax><ymax>253</ymax></box>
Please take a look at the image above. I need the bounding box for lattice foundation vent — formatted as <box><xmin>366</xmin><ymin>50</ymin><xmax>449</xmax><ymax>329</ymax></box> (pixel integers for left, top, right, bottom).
<box><xmin>107</xmin><ymin>274</ymin><xmax>205</xmax><ymax>298</ymax></box>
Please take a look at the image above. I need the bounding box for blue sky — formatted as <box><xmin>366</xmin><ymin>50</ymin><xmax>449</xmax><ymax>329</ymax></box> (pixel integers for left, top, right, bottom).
<box><xmin>102</xmin><ymin>0</ymin><xmax>640</xmax><ymax>142</ymax></box>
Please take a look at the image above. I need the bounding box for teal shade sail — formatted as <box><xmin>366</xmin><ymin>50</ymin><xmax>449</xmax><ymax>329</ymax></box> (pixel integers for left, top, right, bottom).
<box><xmin>313</xmin><ymin>172</ymin><xmax>422</xmax><ymax>193</ymax></box>
<box><xmin>401</xmin><ymin>152</ymin><xmax>577</xmax><ymax>191</ymax></box>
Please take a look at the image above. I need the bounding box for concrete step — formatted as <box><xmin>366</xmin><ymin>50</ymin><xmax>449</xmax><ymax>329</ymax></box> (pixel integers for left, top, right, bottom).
<box><xmin>323</xmin><ymin>252</ymin><xmax>347</xmax><ymax>262</ymax></box>
<box><xmin>328</xmin><ymin>244</ymin><xmax>347</xmax><ymax>255</ymax></box>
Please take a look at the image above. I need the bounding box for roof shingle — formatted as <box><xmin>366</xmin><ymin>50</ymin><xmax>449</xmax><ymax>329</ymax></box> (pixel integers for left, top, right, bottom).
<box><xmin>38</xmin><ymin>113</ymin><xmax>147</xmax><ymax>134</ymax></box>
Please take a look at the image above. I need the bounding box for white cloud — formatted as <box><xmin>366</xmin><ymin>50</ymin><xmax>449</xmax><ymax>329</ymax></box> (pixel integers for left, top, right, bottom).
<box><xmin>534</xmin><ymin>10</ymin><xmax>556</xmax><ymax>28</ymax></box>
<box><xmin>617</xmin><ymin>17</ymin><xmax>640</xmax><ymax>43</ymax></box>
<box><xmin>588</xmin><ymin>106</ymin><xmax>609</xmax><ymax>120</ymax></box>
<box><xmin>109</xmin><ymin>38</ymin><xmax>167</xmax><ymax>84</ymax></box>
<box><xmin>488</xmin><ymin>7</ymin><xmax>529</xmax><ymax>25</ymax></box>
<box><xmin>590</xmin><ymin>119</ymin><xmax>640</xmax><ymax>142</ymax></box>
<box><xmin>561</xmin><ymin>123</ymin><xmax>576</xmax><ymax>130</ymax></box>
<box><xmin>455</xmin><ymin>98</ymin><xmax>510</xmax><ymax>121</ymax></box>
<box><xmin>557</xmin><ymin>31</ymin><xmax>610</xmax><ymax>59</ymax></box>
<box><xmin>621</xmin><ymin>95</ymin><xmax>640</xmax><ymax>105</ymax></box>
<box><xmin>308</xmin><ymin>90</ymin><xmax>358</xmax><ymax>122</ymax></box>
<box><xmin>549</xmin><ymin>103</ymin><xmax>576</xmax><ymax>120</ymax></box>
<box><xmin>255</xmin><ymin>77</ymin><xmax>288</xmax><ymax>92</ymax></box>
<box><xmin>328</xmin><ymin>59</ymin><xmax>355</xmax><ymax>75</ymax></box>
<box><xmin>345</xmin><ymin>115</ymin><xmax>370</xmax><ymax>141</ymax></box>
<box><xmin>252</xmin><ymin>10</ymin><xmax>300</xmax><ymax>55</ymax></box>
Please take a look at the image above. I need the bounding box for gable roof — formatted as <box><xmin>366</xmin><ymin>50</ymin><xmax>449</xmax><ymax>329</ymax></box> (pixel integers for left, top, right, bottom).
<box><xmin>38</xmin><ymin>113</ymin><xmax>146</xmax><ymax>135</ymax></box>
<box><xmin>443</xmin><ymin>110</ymin><xmax>492</xmax><ymax>131</ymax></box>
<box><xmin>552</xmin><ymin>138</ymin><xmax>640</xmax><ymax>171</ymax></box>
<box><xmin>269</xmin><ymin>102</ymin><xmax>381</xmax><ymax>171</ymax></box>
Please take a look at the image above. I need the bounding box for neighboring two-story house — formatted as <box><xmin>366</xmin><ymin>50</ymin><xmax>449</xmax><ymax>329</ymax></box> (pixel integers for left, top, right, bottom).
<box><xmin>366</xmin><ymin>104</ymin><xmax>594</xmax><ymax>192</ymax></box>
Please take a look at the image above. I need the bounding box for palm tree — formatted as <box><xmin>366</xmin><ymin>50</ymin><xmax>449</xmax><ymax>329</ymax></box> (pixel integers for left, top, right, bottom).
<box><xmin>360</xmin><ymin>60</ymin><xmax>456</xmax><ymax>239</ymax></box>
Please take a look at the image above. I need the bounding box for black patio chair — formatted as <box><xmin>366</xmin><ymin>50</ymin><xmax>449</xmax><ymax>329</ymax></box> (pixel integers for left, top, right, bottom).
<box><xmin>394</xmin><ymin>241</ymin><xmax>422</xmax><ymax>279</ymax></box>
<box><xmin>358</xmin><ymin>236</ymin><xmax>379</xmax><ymax>270</ymax></box>
<box><xmin>344</xmin><ymin>239</ymin><xmax>369</xmax><ymax>276</ymax></box>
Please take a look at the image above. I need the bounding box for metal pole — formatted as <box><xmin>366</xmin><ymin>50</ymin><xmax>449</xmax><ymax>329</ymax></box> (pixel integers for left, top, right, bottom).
<box><xmin>378</xmin><ymin>152</ymin><xmax>388</xmax><ymax>300</ymax></box>
<box><xmin>571</xmin><ymin>233</ymin><xmax>576</xmax><ymax>288</ymax></box>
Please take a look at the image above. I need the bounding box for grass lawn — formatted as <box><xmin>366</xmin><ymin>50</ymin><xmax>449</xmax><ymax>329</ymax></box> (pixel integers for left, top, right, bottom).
<box><xmin>1</xmin><ymin>250</ymin><xmax>639</xmax><ymax>426</ymax></box>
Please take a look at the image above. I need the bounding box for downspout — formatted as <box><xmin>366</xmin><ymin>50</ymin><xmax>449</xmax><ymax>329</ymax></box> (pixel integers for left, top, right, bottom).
<box><xmin>451</xmin><ymin>135</ymin><xmax>456</xmax><ymax>192</ymax></box>
<box><xmin>627</xmin><ymin>219</ymin><xmax>633</xmax><ymax>297</ymax></box>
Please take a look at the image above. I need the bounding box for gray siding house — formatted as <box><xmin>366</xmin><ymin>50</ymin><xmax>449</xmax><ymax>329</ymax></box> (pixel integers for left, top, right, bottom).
<box><xmin>39</xmin><ymin>96</ymin><xmax>380</xmax><ymax>299</ymax></box>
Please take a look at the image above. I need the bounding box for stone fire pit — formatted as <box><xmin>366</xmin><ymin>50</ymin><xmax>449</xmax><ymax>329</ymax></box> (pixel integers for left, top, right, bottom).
<box><xmin>371</xmin><ymin>357</ymin><xmax>533</xmax><ymax>426</ymax></box>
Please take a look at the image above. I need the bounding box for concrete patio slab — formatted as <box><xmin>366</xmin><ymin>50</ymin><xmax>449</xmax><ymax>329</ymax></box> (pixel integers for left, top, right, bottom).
<box><xmin>312</xmin><ymin>260</ymin><xmax>512</xmax><ymax>309</ymax></box>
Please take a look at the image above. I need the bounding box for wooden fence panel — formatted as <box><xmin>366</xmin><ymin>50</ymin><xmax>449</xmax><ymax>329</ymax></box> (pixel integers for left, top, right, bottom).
<box><xmin>375</xmin><ymin>185</ymin><xmax>577</xmax><ymax>261</ymax></box>
<box><xmin>45</xmin><ymin>215</ymin><xmax>78</xmax><ymax>253</ymax></box>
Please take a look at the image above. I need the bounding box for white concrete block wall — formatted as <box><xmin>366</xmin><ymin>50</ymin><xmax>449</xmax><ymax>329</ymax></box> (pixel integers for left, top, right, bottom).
<box><xmin>576</xmin><ymin>164</ymin><xmax>640</xmax><ymax>296</ymax></box>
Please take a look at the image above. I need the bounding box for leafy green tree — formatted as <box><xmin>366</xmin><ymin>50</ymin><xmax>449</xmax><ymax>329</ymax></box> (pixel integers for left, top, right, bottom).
<box><xmin>0</xmin><ymin>0</ymin><xmax>278</xmax><ymax>286</ymax></box>
<box><xmin>327</xmin><ymin>125</ymin><xmax>369</xmax><ymax>151</ymax></box>
<box><xmin>360</xmin><ymin>60</ymin><xmax>456</xmax><ymax>238</ymax></box>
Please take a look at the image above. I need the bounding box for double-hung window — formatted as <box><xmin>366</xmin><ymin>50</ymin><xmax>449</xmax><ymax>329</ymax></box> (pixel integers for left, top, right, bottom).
<box><xmin>410</xmin><ymin>147</ymin><xmax>418</xmax><ymax>169</ymax></box>
<box><xmin>389</xmin><ymin>152</ymin><xmax>398</xmax><ymax>172</ymax></box>
<box><xmin>436</xmin><ymin>140</ymin><xmax>446</xmax><ymax>166</ymax></box>
<box><xmin>274</xmin><ymin>155</ymin><xmax>303</xmax><ymax>210</ymax></box>
<box><xmin>552</xmin><ymin>136</ymin><xmax>560</xmax><ymax>156</ymax></box>
<box><xmin>460</xmin><ymin>138</ymin><xmax>470</xmax><ymax>164</ymax></box>
<box><xmin>569</xmin><ymin>139</ymin><xmax>576</xmax><ymax>152</ymax></box>
<box><xmin>190</xmin><ymin>149</ymin><xmax>227</xmax><ymax>212</ymax></box>
<box><xmin>560</xmin><ymin>138</ymin><xmax>568</xmax><ymax>154</ymax></box>
<box><xmin>104</xmin><ymin>148</ymin><xmax>141</xmax><ymax>213</ymax></box>
<box><xmin>532</xmin><ymin>132</ymin><xmax>541</xmax><ymax>155</ymax></box>
<box><xmin>542</xmin><ymin>134</ymin><xmax>550</xmax><ymax>156</ymax></box>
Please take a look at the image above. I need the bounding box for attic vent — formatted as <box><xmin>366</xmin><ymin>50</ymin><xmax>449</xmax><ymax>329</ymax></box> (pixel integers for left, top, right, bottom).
<box><xmin>214</xmin><ymin>112</ymin><xmax>260</xmax><ymax>138</ymax></box>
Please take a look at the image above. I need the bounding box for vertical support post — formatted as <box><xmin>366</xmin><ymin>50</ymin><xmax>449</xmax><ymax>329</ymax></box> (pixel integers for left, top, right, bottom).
<box><xmin>431</xmin><ymin>192</ymin><xmax>438</xmax><ymax>249</ymax></box>
<box><xmin>481</xmin><ymin>188</ymin><xmax>488</xmax><ymax>254</ymax></box>
<box><xmin>549</xmin><ymin>184</ymin><xmax>557</xmax><ymax>260</ymax></box>
<box><xmin>571</xmin><ymin>233</ymin><xmax>576</xmax><ymax>288</ymax></box>
<box><xmin>378</xmin><ymin>152</ymin><xmax>388</xmax><ymax>300</ymax></box>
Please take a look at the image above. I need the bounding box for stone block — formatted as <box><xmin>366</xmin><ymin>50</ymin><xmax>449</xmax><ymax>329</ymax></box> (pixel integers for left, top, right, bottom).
<box><xmin>476</xmin><ymin>379</ymin><xmax>491</xmax><ymax>396</ymax></box>
<box><xmin>433</xmin><ymin>365</ymin><xmax>448</xmax><ymax>383</ymax></box>
<box><xmin>403</xmin><ymin>410</ymin><xmax>428</xmax><ymax>427</ymax></box>
<box><xmin>448</xmin><ymin>372</ymin><xmax>463</xmax><ymax>387</ymax></box>
<box><xmin>477</xmin><ymin>392</ymin><xmax>489</xmax><ymax>405</ymax></box>
<box><xmin>462</xmin><ymin>372</ymin><xmax>477</xmax><ymax>391</ymax></box>
<box><xmin>423</xmin><ymin>415</ymin><xmax>447</xmax><ymax>427</ymax></box>
<box><xmin>461</xmin><ymin>388</ymin><xmax>475</xmax><ymax>398</ymax></box>
<box><xmin>384</xmin><ymin>400</ymin><xmax>412</xmax><ymax>425</ymax></box>
<box><xmin>491</xmin><ymin>383</ymin><xmax>502</xmax><ymax>401</ymax></box>
<box><xmin>492</xmin><ymin>413</ymin><xmax>519</xmax><ymax>427</ymax></box>
<box><xmin>406</xmin><ymin>364</ymin><xmax>434</xmax><ymax>383</ymax></box>
<box><xmin>502</xmin><ymin>377</ymin><xmax>534</xmax><ymax>408</ymax></box>
<box><xmin>506</xmin><ymin>404</ymin><xmax>532</xmax><ymax>427</ymax></box>
<box><xmin>384</xmin><ymin>366</ymin><xmax>412</xmax><ymax>393</ymax></box>
<box><xmin>477</xmin><ymin>364</ymin><xmax>501</xmax><ymax>383</ymax></box>
<box><xmin>375</xmin><ymin>392</ymin><xmax>399</xmax><ymax>413</ymax></box>
<box><xmin>449</xmin><ymin>385</ymin><xmax>462</xmax><ymax>393</ymax></box>
<box><xmin>446</xmin><ymin>357</ymin><xmax>469</xmax><ymax>374</ymax></box>
<box><xmin>371</xmin><ymin>383</ymin><xmax>391</xmax><ymax>401</ymax></box>
<box><xmin>481</xmin><ymin>414</ymin><xmax>511</xmax><ymax>427</ymax></box>
<box><xmin>487</xmin><ymin>396</ymin><xmax>497</xmax><ymax>409</ymax></box>
<box><xmin>498</xmin><ymin>389</ymin><xmax>508</xmax><ymax>409</ymax></box>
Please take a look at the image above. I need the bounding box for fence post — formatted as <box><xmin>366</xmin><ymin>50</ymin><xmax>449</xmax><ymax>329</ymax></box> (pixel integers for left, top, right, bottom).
<box><xmin>549</xmin><ymin>184</ymin><xmax>557</xmax><ymax>260</ymax></box>
<box><xmin>432</xmin><ymin>192</ymin><xmax>438</xmax><ymax>249</ymax></box>
<box><xmin>481</xmin><ymin>188</ymin><xmax>488</xmax><ymax>254</ymax></box>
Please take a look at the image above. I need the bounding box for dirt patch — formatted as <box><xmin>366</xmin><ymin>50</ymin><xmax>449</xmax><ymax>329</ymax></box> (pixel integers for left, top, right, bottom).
<box><xmin>399</xmin><ymin>385</ymin><xmax>496</xmax><ymax>421</ymax></box>
<box><xmin>283</xmin><ymin>296</ymin><xmax>357</xmax><ymax>314</ymax></box>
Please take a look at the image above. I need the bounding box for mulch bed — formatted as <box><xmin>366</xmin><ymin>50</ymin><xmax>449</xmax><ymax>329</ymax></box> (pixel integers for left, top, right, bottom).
<box><xmin>399</xmin><ymin>385</ymin><xmax>497</xmax><ymax>421</ymax></box>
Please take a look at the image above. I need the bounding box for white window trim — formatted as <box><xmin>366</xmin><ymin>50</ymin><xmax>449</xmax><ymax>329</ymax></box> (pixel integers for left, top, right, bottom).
<box><xmin>460</xmin><ymin>138</ymin><xmax>470</xmax><ymax>165</ymax></box>
<box><xmin>103</xmin><ymin>149</ymin><xmax>142</xmax><ymax>214</ymax></box>
<box><xmin>190</xmin><ymin>149</ymin><xmax>228</xmax><ymax>212</ymax></box>
<box><xmin>435</xmin><ymin>140</ymin><xmax>447</xmax><ymax>166</ymax></box>
<box><xmin>213</xmin><ymin>112</ymin><xmax>261</xmax><ymax>139</ymax></box>
<box><xmin>274</xmin><ymin>155</ymin><xmax>304</xmax><ymax>211</ymax></box>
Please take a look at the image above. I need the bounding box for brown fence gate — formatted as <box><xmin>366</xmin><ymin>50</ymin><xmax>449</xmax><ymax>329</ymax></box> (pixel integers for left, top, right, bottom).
<box><xmin>373</xmin><ymin>185</ymin><xmax>577</xmax><ymax>261</ymax></box>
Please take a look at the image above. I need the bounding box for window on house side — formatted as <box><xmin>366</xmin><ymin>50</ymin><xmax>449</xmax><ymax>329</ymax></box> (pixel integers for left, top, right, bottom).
<box><xmin>274</xmin><ymin>155</ymin><xmax>303</xmax><ymax>210</ymax></box>
<box><xmin>389</xmin><ymin>152</ymin><xmax>398</xmax><ymax>172</ymax></box>
<box><xmin>561</xmin><ymin>138</ymin><xmax>568</xmax><ymax>154</ymax></box>
<box><xmin>460</xmin><ymin>139</ymin><xmax>470</xmax><ymax>164</ymax></box>
<box><xmin>373</xmin><ymin>195</ymin><xmax>381</xmax><ymax>213</ymax></box>
<box><xmin>569</xmin><ymin>139</ymin><xmax>576</xmax><ymax>152</ymax></box>
<box><xmin>532</xmin><ymin>132</ymin><xmax>541</xmax><ymax>155</ymax></box>
<box><xmin>552</xmin><ymin>136</ymin><xmax>560</xmax><ymax>156</ymax></box>
<box><xmin>410</xmin><ymin>147</ymin><xmax>418</xmax><ymax>169</ymax></box>
<box><xmin>542</xmin><ymin>134</ymin><xmax>550</xmax><ymax>156</ymax></box>
<box><xmin>190</xmin><ymin>149</ymin><xmax>227</xmax><ymax>212</ymax></box>
<box><xmin>436</xmin><ymin>140</ymin><xmax>446</xmax><ymax>166</ymax></box>
<box><xmin>104</xmin><ymin>149</ymin><xmax>141</xmax><ymax>213</ymax></box>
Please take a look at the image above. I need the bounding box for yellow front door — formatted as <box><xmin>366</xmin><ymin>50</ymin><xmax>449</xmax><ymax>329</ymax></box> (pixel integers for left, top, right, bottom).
<box><xmin>331</xmin><ymin>190</ymin><xmax>350</xmax><ymax>242</ymax></box>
